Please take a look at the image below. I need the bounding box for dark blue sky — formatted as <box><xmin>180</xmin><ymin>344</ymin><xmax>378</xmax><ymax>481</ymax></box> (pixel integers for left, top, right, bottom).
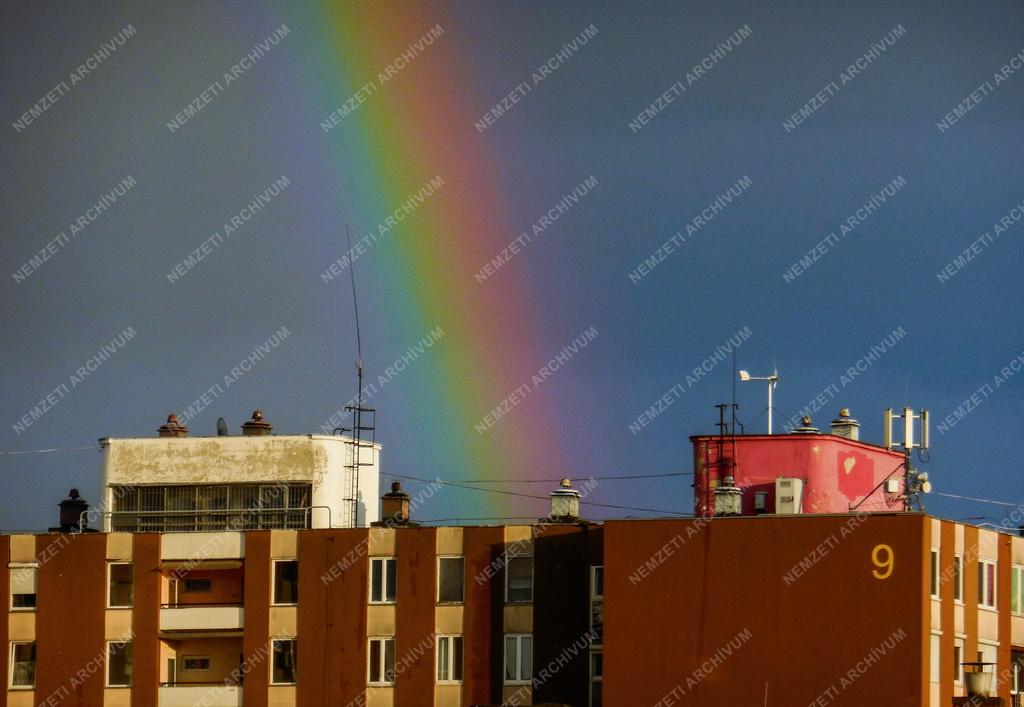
<box><xmin>2</xmin><ymin>1</ymin><xmax>1022</xmax><ymax>530</ymax></box>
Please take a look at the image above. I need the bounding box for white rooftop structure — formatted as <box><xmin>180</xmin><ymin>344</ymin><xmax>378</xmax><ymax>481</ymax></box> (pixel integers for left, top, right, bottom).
<box><xmin>97</xmin><ymin>412</ymin><xmax>380</xmax><ymax>532</ymax></box>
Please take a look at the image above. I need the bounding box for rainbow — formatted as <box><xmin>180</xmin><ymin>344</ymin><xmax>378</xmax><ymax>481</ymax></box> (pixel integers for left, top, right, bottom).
<box><xmin>301</xmin><ymin>3</ymin><xmax>571</xmax><ymax>516</ymax></box>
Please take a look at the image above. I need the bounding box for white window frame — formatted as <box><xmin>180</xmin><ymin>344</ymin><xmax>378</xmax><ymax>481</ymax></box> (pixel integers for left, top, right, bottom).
<box><xmin>181</xmin><ymin>655</ymin><xmax>211</xmax><ymax>672</ymax></box>
<box><xmin>272</xmin><ymin>559</ymin><xmax>299</xmax><ymax>606</ymax></box>
<box><xmin>979</xmin><ymin>559</ymin><xmax>997</xmax><ymax>609</ymax></box>
<box><xmin>9</xmin><ymin>641</ymin><xmax>36</xmax><ymax>689</ymax></box>
<box><xmin>436</xmin><ymin>634</ymin><xmax>463</xmax><ymax>684</ymax></box>
<box><xmin>504</xmin><ymin>633</ymin><xmax>532</xmax><ymax>685</ymax></box>
<box><xmin>953</xmin><ymin>554</ymin><xmax>963</xmax><ymax>604</ymax></box>
<box><xmin>930</xmin><ymin>548</ymin><xmax>939</xmax><ymax>598</ymax></box>
<box><xmin>270</xmin><ymin>638</ymin><xmax>298</xmax><ymax>685</ymax></box>
<box><xmin>106</xmin><ymin>640</ymin><xmax>133</xmax><ymax>687</ymax></box>
<box><xmin>1011</xmin><ymin>564</ymin><xmax>1024</xmax><ymax>615</ymax></box>
<box><xmin>368</xmin><ymin>637</ymin><xmax>396</xmax><ymax>686</ymax></box>
<box><xmin>505</xmin><ymin>555</ymin><xmax>534</xmax><ymax>604</ymax></box>
<box><xmin>107</xmin><ymin>562</ymin><xmax>133</xmax><ymax>609</ymax></box>
<box><xmin>369</xmin><ymin>558</ymin><xmax>397</xmax><ymax>605</ymax></box>
<box><xmin>9</xmin><ymin>565</ymin><xmax>37</xmax><ymax>612</ymax></box>
<box><xmin>436</xmin><ymin>556</ymin><xmax>465</xmax><ymax>605</ymax></box>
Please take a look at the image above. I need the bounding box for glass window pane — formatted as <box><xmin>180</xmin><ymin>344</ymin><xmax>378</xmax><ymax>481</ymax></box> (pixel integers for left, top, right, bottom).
<box><xmin>12</xmin><ymin>643</ymin><xmax>36</xmax><ymax>687</ymax></box>
<box><xmin>272</xmin><ymin>640</ymin><xmax>296</xmax><ymax>684</ymax></box>
<box><xmin>953</xmin><ymin>557</ymin><xmax>962</xmax><ymax>601</ymax></box>
<box><xmin>385</xmin><ymin>559</ymin><xmax>397</xmax><ymax>602</ymax></box>
<box><xmin>108</xmin><ymin>642</ymin><xmax>133</xmax><ymax>686</ymax></box>
<box><xmin>371</xmin><ymin>560</ymin><xmax>383</xmax><ymax>602</ymax></box>
<box><xmin>505</xmin><ymin>637</ymin><xmax>517</xmax><ymax>681</ymax></box>
<box><xmin>438</xmin><ymin>636</ymin><xmax>449</xmax><ymax>681</ymax></box>
<box><xmin>369</xmin><ymin>640</ymin><xmax>381</xmax><ymax>682</ymax></box>
<box><xmin>1012</xmin><ymin>568</ymin><xmax>1020</xmax><ymax>613</ymax></box>
<box><xmin>274</xmin><ymin>561</ymin><xmax>299</xmax><ymax>604</ymax></box>
<box><xmin>521</xmin><ymin>637</ymin><xmax>532</xmax><ymax>682</ymax></box>
<box><xmin>439</xmin><ymin>558</ymin><xmax>465</xmax><ymax>603</ymax></box>
<box><xmin>507</xmin><ymin>557</ymin><xmax>533</xmax><ymax>603</ymax></box>
<box><xmin>453</xmin><ymin>637</ymin><xmax>463</xmax><ymax>681</ymax></box>
<box><xmin>930</xmin><ymin>551</ymin><xmax>938</xmax><ymax>595</ymax></box>
<box><xmin>384</xmin><ymin>639</ymin><xmax>396</xmax><ymax>683</ymax></box>
<box><xmin>593</xmin><ymin>566</ymin><xmax>604</xmax><ymax>598</ymax></box>
<box><xmin>109</xmin><ymin>564</ymin><xmax>134</xmax><ymax>607</ymax></box>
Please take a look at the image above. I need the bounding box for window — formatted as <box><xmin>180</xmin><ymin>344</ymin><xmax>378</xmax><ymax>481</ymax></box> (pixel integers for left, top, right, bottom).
<box><xmin>504</xmin><ymin>634</ymin><xmax>532</xmax><ymax>684</ymax></box>
<box><xmin>108</xmin><ymin>563</ymin><xmax>133</xmax><ymax>608</ymax></box>
<box><xmin>436</xmin><ymin>635</ymin><xmax>463</xmax><ymax>683</ymax></box>
<box><xmin>10</xmin><ymin>642</ymin><xmax>36</xmax><ymax>687</ymax></box>
<box><xmin>979</xmin><ymin>560</ymin><xmax>997</xmax><ymax>608</ymax></box>
<box><xmin>183</xmin><ymin>578</ymin><xmax>212</xmax><ymax>593</ymax></box>
<box><xmin>1012</xmin><ymin>565</ymin><xmax>1024</xmax><ymax>615</ymax></box>
<box><xmin>930</xmin><ymin>549</ymin><xmax>939</xmax><ymax>597</ymax></box>
<box><xmin>590</xmin><ymin>566</ymin><xmax>604</xmax><ymax>646</ymax></box>
<box><xmin>107</xmin><ymin>641</ymin><xmax>132</xmax><ymax>687</ymax></box>
<box><xmin>954</xmin><ymin>640</ymin><xmax>964</xmax><ymax>685</ymax></box>
<box><xmin>438</xmin><ymin>557</ymin><xmax>465</xmax><ymax>604</ymax></box>
<box><xmin>368</xmin><ymin>637</ymin><xmax>396</xmax><ymax>686</ymax></box>
<box><xmin>1012</xmin><ymin>649</ymin><xmax>1024</xmax><ymax>694</ymax></box>
<box><xmin>182</xmin><ymin>656</ymin><xmax>210</xmax><ymax>671</ymax></box>
<box><xmin>370</xmin><ymin>558</ymin><xmax>397</xmax><ymax>604</ymax></box>
<box><xmin>953</xmin><ymin>555</ymin><xmax>963</xmax><ymax>603</ymax></box>
<box><xmin>929</xmin><ymin>633</ymin><xmax>940</xmax><ymax>683</ymax></box>
<box><xmin>590</xmin><ymin>650</ymin><xmax>603</xmax><ymax>707</ymax></box>
<box><xmin>272</xmin><ymin>639</ymin><xmax>297</xmax><ymax>685</ymax></box>
<box><xmin>506</xmin><ymin>556</ymin><xmax>533</xmax><ymax>603</ymax></box>
<box><xmin>10</xmin><ymin>566</ymin><xmax>36</xmax><ymax>610</ymax></box>
<box><xmin>274</xmin><ymin>560</ymin><xmax>299</xmax><ymax>605</ymax></box>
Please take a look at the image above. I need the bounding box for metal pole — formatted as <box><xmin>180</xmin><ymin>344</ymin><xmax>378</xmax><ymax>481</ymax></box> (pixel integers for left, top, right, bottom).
<box><xmin>767</xmin><ymin>380</ymin><xmax>774</xmax><ymax>435</ymax></box>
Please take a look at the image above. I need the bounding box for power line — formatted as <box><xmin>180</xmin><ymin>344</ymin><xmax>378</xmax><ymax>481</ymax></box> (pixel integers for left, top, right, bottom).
<box><xmin>932</xmin><ymin>491</ymin><xmax>1022</xmax><ymax>508</ymax></box>
<box><xmin>0</xmin><ymin>445</ymin><xmax>99</xmax><ymax>456</ymax></box>
<box><xmin>430</xmin><ymin>472</ymin><xmax>691</xmax><ymax>484</ymax></box>
<box><xmin>388</xmin><ymin>471</ymin><xmax>692</xmax><ymax>516</ymax></box>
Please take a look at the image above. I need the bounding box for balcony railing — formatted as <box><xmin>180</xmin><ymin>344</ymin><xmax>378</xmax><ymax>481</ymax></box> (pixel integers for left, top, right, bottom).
<box><xmin>87</xmin><ymin>506</ymin><xmax>332</xmax><ymax>533</ymax></box>
<box><xmin>160</xmin><ymin>604</ymin><xmax>244</xmax><ymax>632</ymax></box>
<box><xmin>158</xmin><ymin>684</ymin><xmax>241</xmax><ymax>707</ymax></box>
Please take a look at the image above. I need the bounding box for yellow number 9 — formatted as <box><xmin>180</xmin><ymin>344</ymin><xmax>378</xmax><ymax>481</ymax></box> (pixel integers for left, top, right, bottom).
<box><xmin>872</xmin><ymin>544</ymin><xmax>894</xmax><ymax>579</ymax></box>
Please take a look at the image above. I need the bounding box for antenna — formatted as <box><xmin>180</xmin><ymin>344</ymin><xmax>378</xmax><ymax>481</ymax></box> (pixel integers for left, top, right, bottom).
<box><xmin>341</xmin><ymin>224</ymin><xmax>376</xmax><ymax>528</ymax></box>
<box><xmin>882</xmin><ymin>407</ymin><xmax>932</xmax><ymax>511</ymax></box>
<box><xmin>346</xmin><ymin>223</ymin><xmax>364</xmax><ymax>402</ymax></box>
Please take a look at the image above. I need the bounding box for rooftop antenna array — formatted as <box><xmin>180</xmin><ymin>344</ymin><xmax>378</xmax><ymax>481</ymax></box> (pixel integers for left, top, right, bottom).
<box><xmin>333</xmin><ymin>224</ymin><xmax>376</xmax><ymax>527</ymax></box>
<box><xmin>883</xmin><ymin>407</ymin><xmax>931</xmax><ymax>511</ymax></box>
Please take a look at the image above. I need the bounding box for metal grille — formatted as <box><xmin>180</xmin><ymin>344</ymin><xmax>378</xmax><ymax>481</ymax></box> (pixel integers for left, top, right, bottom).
<box><xmin>108</xmin><ymin>483</ymin><xmax>313</xmax><ymax>532</ymax></box>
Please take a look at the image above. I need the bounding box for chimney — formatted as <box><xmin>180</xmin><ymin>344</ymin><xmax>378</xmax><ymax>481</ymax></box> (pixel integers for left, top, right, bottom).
<box><xmin>830</xmin><ymin>408</ymin><xmax>860</xmax><ymax>440</ymax></box>
<box><xmin>548</xmin><ymin>478</ymin><xmax>581</xmax><ymax>521</ymax></box>
<box><xmin>158</xmin><ymin>413</ymin><xmax>188</xmax><ymax>438</ymax></box>
<box><xmin>57</xmin><ymin>488</ymin><xmax>90</xmax><ymax>532</ymax></box>
<box><xmin>241</xmin><ymin>410</ymin><xmax>272</xmax><ymax>436</ymax></box>
<box><xmin>379</xmin><ymin>481</ymin><xmax>411</xmax><ymax>525</ymax></box>
<box><xmin>790</xmin><ymin>415</ymin><xmax>820</xmax><ymax>435</ymax></box>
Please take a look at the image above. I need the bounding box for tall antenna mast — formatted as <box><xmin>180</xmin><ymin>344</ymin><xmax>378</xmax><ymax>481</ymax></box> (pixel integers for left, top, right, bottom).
<box><xmin>340</xmin><ymin>223</ymin><xmax>376</xmax><ymax>528</ymax></box>
<box><xmin>346</xmin><ymin>223</ymin><xmax>364</xmax><ymax>404</ymax></box>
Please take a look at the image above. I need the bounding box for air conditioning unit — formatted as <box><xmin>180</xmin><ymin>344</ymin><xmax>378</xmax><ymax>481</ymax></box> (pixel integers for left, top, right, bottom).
<box><xmin>775</xmin><ymin>478</ymin><xmax>804</xmax><ymax>514</ymax></box>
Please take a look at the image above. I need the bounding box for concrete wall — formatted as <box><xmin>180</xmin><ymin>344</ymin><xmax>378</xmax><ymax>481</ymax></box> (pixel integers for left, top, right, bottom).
<box><xmin>101</xmin><ymin>435</ymin><xmax>380</xmax><ymax>529</ymax></box>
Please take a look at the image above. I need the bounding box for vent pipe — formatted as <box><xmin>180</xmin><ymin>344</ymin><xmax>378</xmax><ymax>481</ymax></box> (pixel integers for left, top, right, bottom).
<box><xmin>241</xmin><ymin>410</ymin><xmax>272</xmax><ymax>436</ymax></box>
<box><xmin>158</xmin><ymin>414</ymin><xmax>188</xmax><ymax>438</ymax></box>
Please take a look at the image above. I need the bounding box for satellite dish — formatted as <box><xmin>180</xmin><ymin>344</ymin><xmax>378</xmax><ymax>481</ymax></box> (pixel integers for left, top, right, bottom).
<box><xmin>216</xmin><ymin>417</ymin><xmax>228</xmax><ymax>436</ymax></box>
<box><xmin>921</xmin><ymin>481</ymin><xmax>932</xmax><ymax>494</ymax></box>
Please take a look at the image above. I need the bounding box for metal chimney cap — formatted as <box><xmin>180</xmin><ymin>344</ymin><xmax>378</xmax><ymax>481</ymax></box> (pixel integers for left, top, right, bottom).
<box><xmin>559</xmin><ymin>477</ymin><xmax>572</xmax><ymax>488</ymax></box>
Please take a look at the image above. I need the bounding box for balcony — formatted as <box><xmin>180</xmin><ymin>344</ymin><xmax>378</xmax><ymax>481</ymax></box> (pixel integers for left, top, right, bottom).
<box><xmin>160</xmin><ymin>604</ymin><xmax>244</xmax><ymax>632</ymax></box>
<box><xmin>159</xmin><ymin>684</ymin><xmax>241</xmax><ymax>707</ymax></box>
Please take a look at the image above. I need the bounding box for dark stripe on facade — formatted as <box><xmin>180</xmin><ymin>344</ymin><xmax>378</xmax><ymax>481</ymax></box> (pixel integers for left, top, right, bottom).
<box><xmin>35</xmin><ymin>533</ymin><xmax>106</xmax><ymax>706</ymax></box>
<box><xmin>395</xmin><ymin>527</ymin><xmax>437</xmax><ymax>705</ymax></box>
<box><xmin>462</xmin><ymin>526</ymin><xmax>504</xmax><ymax>705</ymax></box>
<box><xmin>243</xmin><ymin>531</ymin><xmax>271</xmax><ymax>707</ymax></box>
<box><xmin>131</xmin><ymin>533</ymin><xmax>161</xmax><ymax>707</ymax></box>
<box><xmin>297</xmin><ymin>529</ymin><xmax>369</xmax><ymax>706</ymax></box>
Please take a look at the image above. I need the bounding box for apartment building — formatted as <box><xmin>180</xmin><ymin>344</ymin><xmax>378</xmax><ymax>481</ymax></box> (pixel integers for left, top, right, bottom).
<box><xmin>3</xmin><ymin>408</ymin><xmax>1022</xmax><ymax>706</ymax></box>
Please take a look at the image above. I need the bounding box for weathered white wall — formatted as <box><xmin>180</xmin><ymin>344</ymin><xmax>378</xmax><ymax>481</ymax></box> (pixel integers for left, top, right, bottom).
<box><xmin>100</xmin><ymin>435</ymin><xmax>381</xmax><ymax>528</ymax></box>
